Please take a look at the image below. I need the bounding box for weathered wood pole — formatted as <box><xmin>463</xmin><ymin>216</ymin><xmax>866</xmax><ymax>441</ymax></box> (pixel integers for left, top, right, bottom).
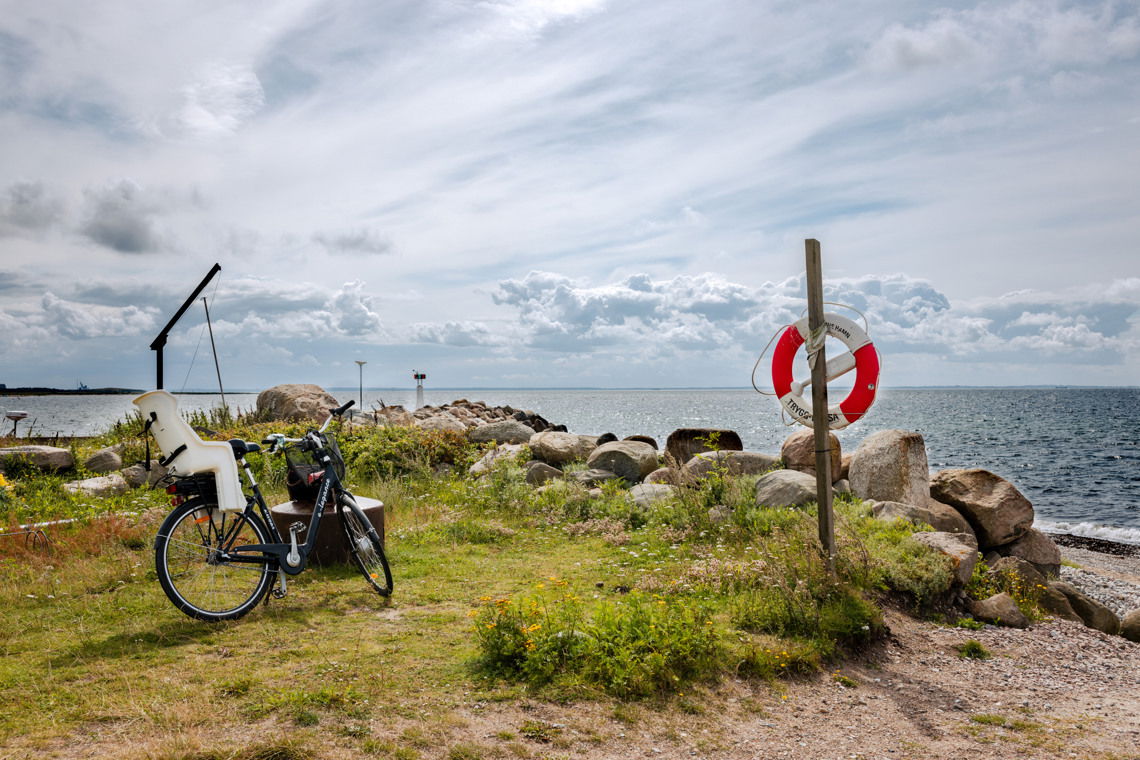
<box><xmin>805</xmin><ymin>239</ymin><xmax>836</xmax><ymax>571</ymax></box>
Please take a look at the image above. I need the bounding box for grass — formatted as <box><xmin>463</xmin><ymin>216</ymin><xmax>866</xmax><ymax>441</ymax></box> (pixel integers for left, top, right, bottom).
<box><xmin>0</xmin><ymin>417</ymin><xmax>964</xmax><ymax>757</ymax></box>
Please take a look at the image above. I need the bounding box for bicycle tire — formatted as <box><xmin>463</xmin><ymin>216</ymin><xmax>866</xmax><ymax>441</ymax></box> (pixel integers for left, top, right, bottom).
<box><xmin>154</xmin><ymin>498</ymin><xmax>274</xmax><ymax>621</ymax></box>
<box><xmin>338</xmin><ymin>492</ymin><xmax>393</xmax><ymax>596</ymax></box>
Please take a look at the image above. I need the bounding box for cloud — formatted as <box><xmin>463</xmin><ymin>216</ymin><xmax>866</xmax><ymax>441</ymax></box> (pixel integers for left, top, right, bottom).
<box><xmin>158</xmin><ymin>62</ymin><xmax>266</xmax><ymax>139</ymax></box>
<box><xmin>489</xmin><ymin>270</ymin><xmax>1140</xmax><ymax>368</ymax></box>
<box><xmin>0</xmin><ymin>181</ymin><xmax>64</xmax><ymax>236</ymax></box>
<box><xmin>409</xmin><ymin>320</ymin><xmax>500</xmax><ymax>347</ymax></box>
<box><xmin>312</xmin><ymin>227</ymin><xmax>394</xmax><ymax>256</ymax></box>
<box><xmin>40</xmin><ymin>291</ymin><xmax>158</xmax><ymax>339</ymax></box>
<box><xmin>328</xmin><ymin>280</ymin><xmax>383</xmax><ymax>336</ymax></box>
<box><xmin>79</xmin><ymin>180</ymin><xmax>160</xmax><ymax>253</ymax></box>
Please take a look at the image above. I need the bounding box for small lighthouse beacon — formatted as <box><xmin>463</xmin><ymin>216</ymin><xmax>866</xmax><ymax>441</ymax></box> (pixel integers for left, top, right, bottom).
<box><xmin>412</xmin><ymin>370</ymin><xmax>426</xmax><ymax>409</ymax></box>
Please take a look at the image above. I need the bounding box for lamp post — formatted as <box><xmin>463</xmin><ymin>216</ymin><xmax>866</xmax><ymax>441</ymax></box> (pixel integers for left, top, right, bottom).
<box><xmin>354</xmin><ymin>360</ymin><xmax>367</xmax><ymax>410</ymax></box>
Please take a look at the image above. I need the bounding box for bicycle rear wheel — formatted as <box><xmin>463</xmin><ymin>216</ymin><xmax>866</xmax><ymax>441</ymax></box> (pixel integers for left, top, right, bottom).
<box><xmin>154</xmin><ymin>499</ymin><xmax>274</xmax><ymax>621</ymax></box>
<box><xmin>338</xmin><ymin>492</ymin><xmax>393</xmax><ymax>596</ymax></box>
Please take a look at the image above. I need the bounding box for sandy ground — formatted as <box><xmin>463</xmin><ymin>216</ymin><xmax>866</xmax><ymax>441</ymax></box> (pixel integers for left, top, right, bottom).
<box><xmin>13</xmin><ymin>545</ymin><xmax>1140</xmax><ymax>760</ymax></box>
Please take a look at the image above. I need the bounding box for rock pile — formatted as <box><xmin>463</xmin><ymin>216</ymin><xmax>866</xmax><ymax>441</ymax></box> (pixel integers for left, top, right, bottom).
<box><xmin>846</xmin><ymin>428</ymin><xmax>1124</xmax><ymax>636</ymax></box>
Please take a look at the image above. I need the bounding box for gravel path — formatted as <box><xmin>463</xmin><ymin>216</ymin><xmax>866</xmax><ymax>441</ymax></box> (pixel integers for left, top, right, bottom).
<box><xmin>1057</xmin><ymin>543</ymin><xmax>1140</xmax><ymax>617</ymax></box>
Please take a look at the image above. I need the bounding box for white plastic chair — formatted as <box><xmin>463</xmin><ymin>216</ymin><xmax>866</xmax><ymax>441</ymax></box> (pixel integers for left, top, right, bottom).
<box><xmin>133</xmin><ymin>390</ymin><xmax>246</xmax><ymax>512</ymax></box>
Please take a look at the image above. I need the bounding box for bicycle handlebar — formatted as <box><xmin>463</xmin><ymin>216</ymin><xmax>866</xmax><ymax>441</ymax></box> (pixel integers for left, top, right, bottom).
<box><xmin>260</xmin><ymin>399</ymin><xmax>355</xmax><ymax>452</ymax></box>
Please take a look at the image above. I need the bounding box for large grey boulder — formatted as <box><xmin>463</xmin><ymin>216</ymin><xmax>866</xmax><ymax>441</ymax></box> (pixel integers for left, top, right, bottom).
<box><xmin>373</xmin><ymin>405</ymin><xmax>415</xmax><ymax>426</ymax></box>
<box><xmin>525</xmin><ymin>461</ymin><xmax>564</xmax><ymax>486</ymax></box>
<box><xmin>911</xmin><ymin>531</ymin><xmax>979</xmax><ymax>586</ymax></box>
<box><xmin>586</xmin><ymin>441</ymin><xmax>658</xmax><ymax>483</ymax></box>
<box><xmin>870</xmin><ymin>499</ymin><xmax>975</xmax><ymax>536</ymax></box>
<box><xmin>0</xmin><ymin>445</ymin><xmax>75</xmax><ymax>473</ymax></box>
<box><xmin>930</xmin><ymin>469</ymin><xmax>1034</xmax><ymax>549</ymax></box>
<box><xmin>781</xmin><ymin>429</ymin><xmax>841</xmax><ymax>481</ymax></box>
<box><xmin>1038</xmin><ymin>585</ymin><xmax>1083</xmax><ymax>623</ymax></box>
<box><xmin>529</xmin><ymin>432</ymin><xmax>597</xmax><ymax>465</ymax></box>
<box><xmin>415</xmin><ymin>414</ymin><xmax>467</xmax><ymax>433</ymax></box>
<box><xmin>969</xmin><ymin>592</ymin><xmax>1029</xmax><ymax>629</ymax></box>
<box><xmin>664</xmin><ymin>428</ymin><xmax>743</xmax><ymax>466</ymax></box>
<box><xmin>987</xmin><ymin>555</ymin><xmax>1046</xmax><ymax>589</ymax></box>
<box><xmin>121</xmin><ymin>462</ymin><xmax>168</xmax><ymax>488</ymax></box>
<box><xmin>84</xmin><ymin>445</ymin><xmax>124</xmax><ymax>474</ymax></box>
<box><xmin>682</xmin><ymin>451</ymin><xmax>779</xmax><ymax>481</ymax></box>
<box><xmin>468</xmin><ymin>419</ymin><xmax>536</xmax><ymax>445</ymax></box>
<box><xmin>468</xmin><ymin>443</ymin><xmax>525</xmax><ymax>476</ymax></box>
<box><xmin>1121</xmin><ymin>610</ymin><xmax>1140</xmax><ymax>643</ymax></box>
<box><xmin>754</xmin><ymin>469</ymin><xmax>818</xmax><ymax>508</ymax></box>
<box><xmin>993</xmin><ymin>528</ymin><xmax>1061</xmax><ymax>577</ymax></box>
<box><xmin>63</xmin><ymin>473</ymin><xmax>130</xmax><ymax>498</ymax></box>
<box><xmin>848</xmin><ymin>430</ymin><xmax>931</xmax><ymax>506</ymax></box>
<box><xmin>1051</xmin><ymin>581</ymin><xmax>1121</xmax><ymax>635</ymax></box>
<box><xmin>629</xmin><ymin>483</ymin><xmax>677</xmax><ymax>508</ymax></box>
<box><xmin>256</xmin><ymin>384</ymin><xmax>340</xmax><ymax>422</ymax></box>
<box><xmin>568</xmin><ymin>468</ymin><xmax>620</xmax><ymax>487</ymax></box>
<box><xmin>645</xmin><ymin>467</ymin><xmax>681</xmax><ymax>485</ymax></box>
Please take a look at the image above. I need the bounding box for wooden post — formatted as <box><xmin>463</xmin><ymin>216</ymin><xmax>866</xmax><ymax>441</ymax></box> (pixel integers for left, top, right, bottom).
<box><xmin>805</xmin><ymin>239</ymin><xmax>836</xmax><ymax>572</ymax></box>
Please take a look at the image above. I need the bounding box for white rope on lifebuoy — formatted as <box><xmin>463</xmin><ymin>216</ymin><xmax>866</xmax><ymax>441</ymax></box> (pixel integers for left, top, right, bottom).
<box><xmin>770</xmin><ymin>312</ymin><xmax>880</xmax><ymax>430</ymax></box>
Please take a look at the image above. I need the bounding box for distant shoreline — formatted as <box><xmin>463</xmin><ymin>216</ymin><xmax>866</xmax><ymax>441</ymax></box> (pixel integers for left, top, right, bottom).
<box><xmin>0</xmin><ymin>387</ymin><xmax>143</xmax><ymax>396</ymax></box>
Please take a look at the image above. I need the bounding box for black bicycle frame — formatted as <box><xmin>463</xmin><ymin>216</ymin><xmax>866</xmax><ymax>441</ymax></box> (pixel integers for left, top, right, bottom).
<box><xmin>222</xmin><ymin>456</ymin><xmax>344</xmax><ymax>576</ymax></box>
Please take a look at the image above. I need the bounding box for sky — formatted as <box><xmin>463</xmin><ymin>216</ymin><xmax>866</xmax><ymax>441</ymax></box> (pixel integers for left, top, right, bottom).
<box><xmin>1</xmin><ymin>0</ymin><xmax>1138</xmax><ymax>392</ymax></box>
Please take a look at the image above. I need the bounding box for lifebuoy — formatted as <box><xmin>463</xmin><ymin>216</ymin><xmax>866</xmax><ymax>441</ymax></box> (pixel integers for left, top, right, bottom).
<box><xmin>771</xmin><ymin>312</ymin><xmax>880</xmax><ymax>430</ymax></box>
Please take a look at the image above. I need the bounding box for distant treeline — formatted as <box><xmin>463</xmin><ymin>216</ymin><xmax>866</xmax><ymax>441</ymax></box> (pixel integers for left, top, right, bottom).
<box><xmin>0</xmin><ymin>387</ymin><xmax>143</xmax><ymax>396</ymax></box>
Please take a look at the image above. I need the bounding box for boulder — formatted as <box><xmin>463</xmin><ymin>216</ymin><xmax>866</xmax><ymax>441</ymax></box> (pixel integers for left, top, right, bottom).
<box><xmin>468</xmin><ymin>419</ymin><xmax>536</xmax><ymax>445</ymax></box>
<box><xmin>664</xmin><ymin>428</ymin><xmax>743</xmax><ymax>466</ymax></box>
<box><xmin>629</xmin><ymin>483</ymin><xmax>676</xmax><ymax>508</ymax></box>
<box><xmin>83</xmin><ymin>445</ymin><xmax>124</xmax><ymax>474</ymax></box>
<box><xmin>994</xmin><ymin>528</ymin><xmax>1061</xmax><ymax>577</ymax></box>
<box><xmin>839</xmin><ymin>454</ymin><xmax>852</xmax><ymax>481</ymax></box>
<box><xmin>121</xmin><ymin>461</ymin><xmax>168</xmax><ymax>488</ymax></box>
<box><xmin>930</xmin><ymin>469</ymin><xmax>1034</xmax><ymax>549</ymax></box>
<box><xmin>780</xmin><ymin>429</ymin><xmax>842</xmax><ymax>482</ymax></box>
<box><xmin>754</xmin><ymin>469</ymin><xmax>818</xmax><ymax>509</ymax></box>
<box><xmin>529</xmin><ymin>432</ymin><xmax>597</xmax><ymax>465</ymax></box>
<box><xmin>525</xmin><ymin>461</ymin><xmax>564</xmax><ymax>486</ymax></box>
<box><xmin>987</xmin><ymin>556</ymin><xmax>1046</xmax><ymax>589</ymax></box>
<box><xmin>586</xmin><ymin>441</ymin><xmax>659</xmax><ymax>483</ymax></box>
<box><xmin>645</xmin><ymin>467</ymin><xmax>681</xmax><ymax>485</ymax></box>
<box><xmin>0</xmin><ymin>445</ymin><xmax>75</xmax><ymax>473</ymax></box>
<box><xmin>1121</xmin><ymin>610</ymin><xmax>1140</xmax><ymax>643</ymax></box>
<box><xmin>833</xmin><ymin>479</ymin><xmax>851</xmax><ymax>494</ymax></box>
<box><xmin>870</xmin><ymin>499</ymin><xmax>975</xmax><ymax>536</ymax></box>
<box><xmin>708</xmin><ymin>504</ymin><xmax>734</xmax><ymax>524</ymax></box>
<box><xmin>848</xmin><ymin>430</ymin><xmax>931</xmax><ymax>506</ymax></box>
<box><xmin>373</xmin><ymin>405</ymin><xmax>415</xmax><ymax>426</ymax></box>
<box><xmin>468</xmin><ymin>443</ymin><xmax>525</xmax><ymax>476</ymax></box>
<box><xmin>62</xmin><ymin>473</ymin><xmax>130</xmax><ymax>498</ymax></box>
<box><xmin>911</xmin><ymin>531</ymin><xmax>979</xmax><ymax>586</ymax></box>
<box><xmin>969</xmin><ymin>592</ymin><xmax>1029</xmax><ymax>629</ymax></box>
<box><xmin>624</xmin><ymin>435</ymin><xmax>658</xmax><ymax>450</ymax></box>
<box><xmin>596</xmin><ymin>433</ymin><xmax>619</xmax><ymax>445</ymax></box>
<box><xmin>415</xmin><ymin>414</ymin><xmax>467</xmax><ymax>433</ymax></box>
<box><xmin>568</xmin><ymin>469</ymin><xmax>620</xmax><ymax>487</ymax></box>
<box><xmin>256</xmin><ymin>384</ymin><xmax>340</xmax><ymax>422</ymax></box>
<box><xmin>1051</xmin><ymin>581</ymin><xmax>1121</xmax><ymax>635</ymax></box>
<box><xmin>1037</xmin><ymin>585</ymin><xmax>1083</xmax><ymax>623</ymax></box>
<box><xmin>682</xmin><ymin>451</ymin><xmax>780</xmax><ymax>481</ymax></box>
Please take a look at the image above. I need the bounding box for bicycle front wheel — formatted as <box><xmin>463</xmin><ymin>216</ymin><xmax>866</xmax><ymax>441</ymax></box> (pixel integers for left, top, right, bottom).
<box><xmin>338</xmin><ymin>493</ymin><xmax>393</xmax><ymax>596</ymax></box>
<box><xmin>154</xmin><ymin>499</ymin><xmax>274</xmax><ymax>621</ymax></box>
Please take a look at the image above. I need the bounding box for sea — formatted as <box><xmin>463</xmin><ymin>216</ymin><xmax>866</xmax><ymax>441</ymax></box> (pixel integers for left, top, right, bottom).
<box><xmin>3</xmin><ymin>387</ymin><xmax>1138</xmax><ymax>543</ymax></box>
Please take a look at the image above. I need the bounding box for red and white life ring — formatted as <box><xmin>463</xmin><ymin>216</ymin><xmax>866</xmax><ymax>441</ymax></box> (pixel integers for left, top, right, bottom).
<box><xmin>771</xmin><ymin>312</ymin><xmax>880</xmax><ymax>430</ymax></box>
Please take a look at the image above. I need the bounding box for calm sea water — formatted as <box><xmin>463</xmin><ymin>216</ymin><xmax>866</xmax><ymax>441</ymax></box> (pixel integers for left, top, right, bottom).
<box><xmin>3</xmin><ymin>388</ymin><xmax>1138</xmax><ymax>540</ymax></box>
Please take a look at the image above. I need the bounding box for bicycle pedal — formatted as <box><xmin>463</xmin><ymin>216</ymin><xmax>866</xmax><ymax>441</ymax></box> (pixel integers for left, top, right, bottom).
<box><xmin>289</xmin><ymin>521</ymin><xmax>307</xmax><ymax>535</ymax></box>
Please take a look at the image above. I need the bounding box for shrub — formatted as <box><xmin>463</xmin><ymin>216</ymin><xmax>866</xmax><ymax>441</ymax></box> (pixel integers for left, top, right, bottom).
<box><xmin>957</xmin><ymin>639</ymin><xmax>991</xmax><ymax>660</ymax></box>
<box><xmin>472</xmin><ymin>585</ymin><xmax>724</xmax><ymax>698</ymax></box>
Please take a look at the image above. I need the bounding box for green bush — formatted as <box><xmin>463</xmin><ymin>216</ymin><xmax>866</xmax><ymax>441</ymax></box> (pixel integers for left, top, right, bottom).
<box><xmin>473</xmin><ymin>585</ymin><xmax>724</xmax><ymax>698</ymax></box>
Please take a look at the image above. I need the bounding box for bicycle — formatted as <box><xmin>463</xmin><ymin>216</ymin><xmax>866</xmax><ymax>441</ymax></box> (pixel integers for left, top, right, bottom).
<box><xmin>145</xmin><ymin>395</ymin><xmax>393</xmax><ymax>621</ymax></box>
